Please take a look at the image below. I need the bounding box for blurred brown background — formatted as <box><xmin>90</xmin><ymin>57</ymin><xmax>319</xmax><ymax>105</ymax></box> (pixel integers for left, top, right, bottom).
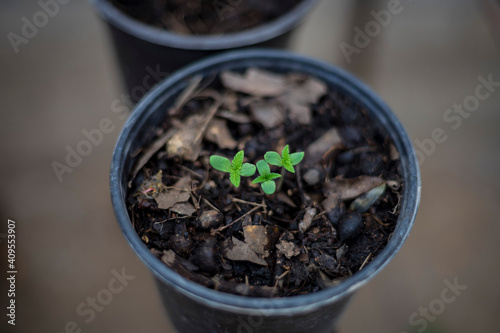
<box><xmin>1</xmin><ymin>0</ymin><xmax>499</xmax><ymax>332</ymax></box>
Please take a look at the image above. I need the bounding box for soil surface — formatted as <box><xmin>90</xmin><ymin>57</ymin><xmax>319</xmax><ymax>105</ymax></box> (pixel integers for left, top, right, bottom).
<box><xmin>112</xmin><ymin>0</ymin><xmax>303</xmax><ymax>35</ymax></box>
<box><xmin>126</xmin><ymin>68</ymin><xmax>403</xmax><ymax>297</ymax></box>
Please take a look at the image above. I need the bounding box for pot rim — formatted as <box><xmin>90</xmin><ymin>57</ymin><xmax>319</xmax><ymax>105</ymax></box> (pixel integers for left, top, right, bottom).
<box><xmin>88</xmin><ymin>0</ymin><xmax>319</xmax><ymax>50</ymax></box>
<box><xmin>110</xmin><ymin>49</ymin><xmax>421</xmax><ymax>315</ymax></box>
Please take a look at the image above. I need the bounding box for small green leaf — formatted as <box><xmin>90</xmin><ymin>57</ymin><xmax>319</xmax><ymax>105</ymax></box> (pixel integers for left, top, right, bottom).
<box><xmin>264</xmin><ymin>151</ymin><xmax>282</xmax><ymax>167</ymax></box>
<box><xmin>230</xmin><ymin>171</ymin><xmax>241</xmax><ymax>188</ymax></box>
<box><xmin>256</xmin><ymin>160</ymin><xmax>271</xmax><ymax>176</ymax></box>
<box><xmin>267</xmin><ymin>173</ymin><xmax>282</xmax><ymax>180</ymax></box>
<box><xmin>261</xmin><ymin>181</ymin><xmax>276</xmax><ymax>195</ymax></box>
<box><xmin>210</xmin><ymin>155</ymin><xmax>232</xmax><ymax>173</ymax></box>
<box><xmin>241</xmin><ymin>163</ymin><xmax>256</xmax><ymax>177</ymax></box>
<box><xmin>252</xmin><ymin>175</ymin><xmax>268</xmax><ymax>184</ymax></box>
<box><xmin>289</xmin><ymin>152</ymin><xmax>304</xmax><ymax>165</ymax></box>
<box><xmin>281</xmin><ymin>145</ymin><xmax>290</xmax><ymax>161</ymax></box>
<box><xmin>283</xmin><ymin>161</ymin><xmax>295</xmax><ymax>173</ymax></box>
<box><xmin>231</xmin><ymin>150</ymin><xmax>245</xmax><ymax>171</ymax></box>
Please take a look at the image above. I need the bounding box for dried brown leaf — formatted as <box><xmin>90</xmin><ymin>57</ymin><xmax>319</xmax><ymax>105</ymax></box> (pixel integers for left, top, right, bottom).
<box><xmin>278</xmin><ymin>77</ymin><xmax>327</xmax><ymax>125</ymax></box>
<box><xmin>222</xmin><ymin>236</ymin><xmax>267</xmax><ymax>266</ymax></box>
<box><xmin>249</xmin><ymin>100</ymin><xmax>285</xmax><ymax>128</ymax></box>
<box><xmin>221</xmin><ymin>91</ymin><xmax>238</xmax><ymax>112</ymax></box>
<box><xmin>243</xmin><ymin>225</ymin><xmax>274</xmax><ymax>255</ymax></box>
<box><xmin>295</xmin><ymin>77</ymin><xmax>327</xmax><ymax>104</ymax></box>
<box><xmin>155</xmin><ymin>177</ymin><xmax>192</xmax><ymax>210</ymax></box>
<box><xmin>276</xmin><ymin>192</ymin><xmax>297</xmax><ymax>208</ymax></box>
<box><xmin>286</xmin><ymin>102</ymin><xmax>311</xmax><ymax>125</ymax></box>
<box><xmin>220</xmin><ymin>68</ymin><xmax>287</xmax><ymax>97</ymax></box>
<box><xmin>276</xmin><ymin>240</ymin><xmax>300</xmax><ymax>259</ymax></box>
<box><xmin>166</xmin><ymin>100</ymin><xmax>221</xmax><ymax>161</ymax></box>
<box><xmin>305</xmin><ymin>128</ymin><xmax>342</xmax><ymax>164</ymax></box>
<box><xmin>205</xmin><ymin>119</ymin><xmax>238</xmax><ymax>149</ymax></box>
<box><xmin>170</xmin><ymin>202</ymin><xmax>196</xmax><ymax>216</ymax></box>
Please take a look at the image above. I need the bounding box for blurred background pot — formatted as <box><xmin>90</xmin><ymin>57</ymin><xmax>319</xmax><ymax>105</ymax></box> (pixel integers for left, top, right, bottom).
<box><xmin>89</xmin><ymin>0</ymin><xmax>318</xmax><ymax>103</ymax></box>
<box><xmin>110</xmin><ymin>49</ymin><xmax>421</xmax><ymax>333</ymax></box>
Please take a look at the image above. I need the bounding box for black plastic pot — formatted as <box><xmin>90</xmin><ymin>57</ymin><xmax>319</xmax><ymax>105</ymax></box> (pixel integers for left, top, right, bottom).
<box><xmin>89</xmin><ymin>0</ymin><xmax>318</xmax><ymax>103</ymax></box>
<box><xmin>110</xmin><ymin>49</ymin><xmax>421</xmax><ymax>333</ymax></box>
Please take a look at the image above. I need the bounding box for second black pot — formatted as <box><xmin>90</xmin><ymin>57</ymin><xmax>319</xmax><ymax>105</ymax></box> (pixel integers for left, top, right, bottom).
<box><xmin>89</xmin><ymin>0</ymin><xmax>318</xmax><ymax>103</ymax></box>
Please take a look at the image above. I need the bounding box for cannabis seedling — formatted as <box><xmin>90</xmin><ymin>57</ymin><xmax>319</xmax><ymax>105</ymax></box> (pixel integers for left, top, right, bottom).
<box><xmin>264</xmin><ymin>145</ymin><xmax>305</xmax><ymax>190</ymax></box>
<box><xmin>252</xmin><ymin>160</ymin><xmax>282</xmax><ymax>195</ymax></box>
<box><xmin>210</xmin><ymin>150</ymin><xmax>256</xmax><ymax>188</ymax></box>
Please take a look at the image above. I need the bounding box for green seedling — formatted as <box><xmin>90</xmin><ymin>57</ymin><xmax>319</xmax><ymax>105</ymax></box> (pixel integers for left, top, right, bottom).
<box><xmin>252</xmin><ymin>160</ymin><xmax>282</xmax><ymax>195</ymax></box>
<box><xmin>210</xmin><ymin>150</ymin><xmax>256</xmax><ymax>188</ymax></box>
<box><xmin>264</xmin><ymin>145</ymin><xmax>305</xmax><ymax>173</ymax></box>
<box><xmin>264</xmin><ymin>145</ymin><xmax>305</xmax><ymax>190</ymax></box>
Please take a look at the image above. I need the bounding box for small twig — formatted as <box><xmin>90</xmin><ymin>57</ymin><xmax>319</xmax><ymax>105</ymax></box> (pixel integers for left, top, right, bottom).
<box><xmin>202</xmin><ymin>197</ymin><xmax>220</xmax><ymax>212</ymax></box>
<box><xmin>193</xmin><ymin>99</ymin><xmax>223</xmax><ymax>145</ymax></box>
<box><xmin>178</xmin><ymin>164</ymin><xmax>204</xmax><ymax>179</ymax></box>
<box><xmin>230</xmin><ymin>198</ymin><xmax>267</xmax><ymax>207</ymax></box>
<box><xmin>170</xmin><ymin>75</ymin><xmax>203</xmax><ymax>112</ymax></box>
<box><xmin>156</xmin><ymin>216</ymin><xmax>193</xmax><ymax>223</ymax></box>
<box><xmin>312</xmin><ymin>211</ymin><xmax>327</xmax><ymax>221</ymax></box>
<box><xmin>191</xmin><ymin>193</ymin><xmax>200</xmax><ymax>210</ymax></box>
<box><xmin>274</xmin><ymin>270</ymin><xmax>290</xmax><ymax>288</ymax></box>
<box><xmin>129</xmin><ymin>128</ymin><xmax>176</xmax><ymax>185</ymax></box>
<box><xmin>290</xmin><ymin>279</ymin><xmax>308</xmax><ymax>294</ymax></box>
<box><xmin>213</xmin><ymin>205</ymin><xmax>263</xmax><ymax>233</ymax></box>
<box><xmin>359</xmin><ymin>252</ymin><xmax>372</xmax><ymax>271</ymax></box>
<box><xmin>371</xmin><ymin>214</ymin><xmax>389</xmax><ymax>227</ymax></box>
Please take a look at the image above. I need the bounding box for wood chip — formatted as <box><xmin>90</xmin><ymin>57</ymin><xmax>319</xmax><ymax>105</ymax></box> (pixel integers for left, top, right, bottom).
<box><xmin>324</xmin><ymin>176</ymin><xmax>385</xmax><ymax>200</ymax></box>
<box><xmin>222</xmin><ymin>236</ymin><xmax>267</xmax><ymax>266</ymax></box>
<box><xmin>220</xmin><ymin>68</ymin><xmax>287</xmax><ymax>97</ymax></box>
<box><xmin>299</xmin><ymin>207</ymin><xmax>317</xmax><ymax>233</ymax></box>
<box><xmin>204</xmin><ymin>119</ymin><xmax>238</xmax><ymax>149</ymax></box>
<box><xmin>249</xmin><ymin>100</ymin><xmax>285</xmax><ymax>128</ymax></box>
<box><xmin>305</xmin><ymin>128</ymin><xmax>342</xmax><ymax>164</ymax></box>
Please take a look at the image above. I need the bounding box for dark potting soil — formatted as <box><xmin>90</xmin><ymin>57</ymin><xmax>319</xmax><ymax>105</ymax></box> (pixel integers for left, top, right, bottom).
<box><xmin>126</xmin><ymin>68</ymin><xmax>403</xmax><ymax>298</ymax></box>
<box><xmin>111</xmin><ymin>0</ymin><xmax>303</xmax><ymax>35</ymax></box>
